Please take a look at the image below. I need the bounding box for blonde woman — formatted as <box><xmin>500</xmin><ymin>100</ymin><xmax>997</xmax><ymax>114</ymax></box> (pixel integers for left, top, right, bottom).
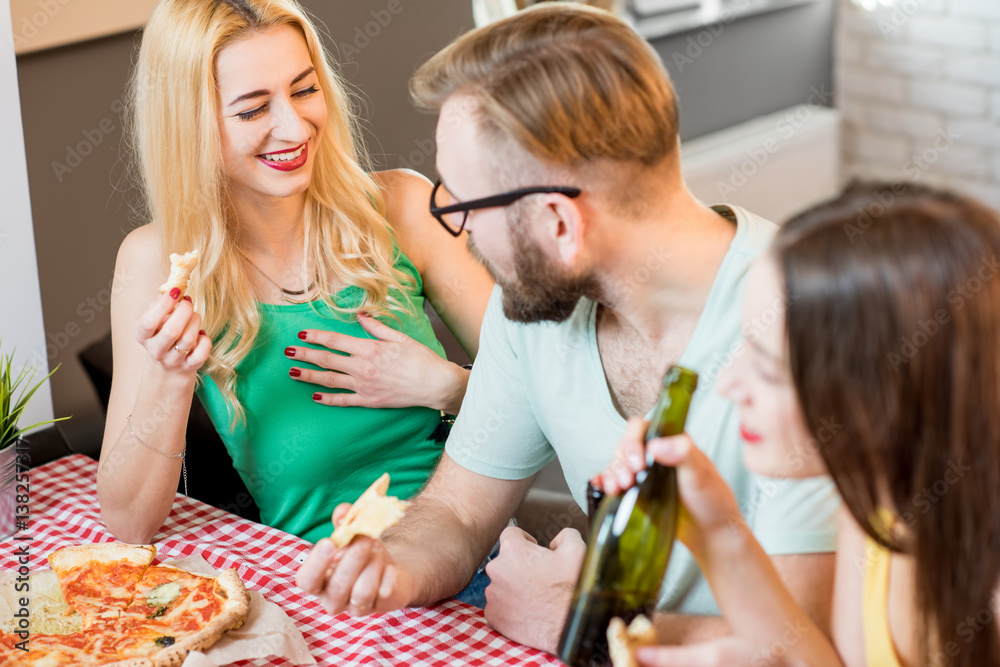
<box><xmin>97</xmin><ymin>0</ymin><xmax>492</xmax><ymax>546</ymax></box>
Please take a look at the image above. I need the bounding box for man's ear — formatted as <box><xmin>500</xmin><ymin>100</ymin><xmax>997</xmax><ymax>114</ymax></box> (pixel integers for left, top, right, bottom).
<box><xmin>545</xmin><ymin>194</ymin><xmax>585</xmax><ymax>267</ymax></box>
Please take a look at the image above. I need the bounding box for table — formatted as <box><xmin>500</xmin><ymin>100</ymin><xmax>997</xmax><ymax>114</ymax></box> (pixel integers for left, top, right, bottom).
<box><xmin>0</xmin><ymin>455</ymin><xmax>563</xmax><ymax>667</ymax></box>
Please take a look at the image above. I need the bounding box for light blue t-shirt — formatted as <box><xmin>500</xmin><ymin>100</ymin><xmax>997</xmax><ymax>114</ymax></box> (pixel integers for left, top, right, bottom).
<box><xmin>446</xmin><ymin>204</ymin><xmax>840</xmax><ymax>616</ymax></box>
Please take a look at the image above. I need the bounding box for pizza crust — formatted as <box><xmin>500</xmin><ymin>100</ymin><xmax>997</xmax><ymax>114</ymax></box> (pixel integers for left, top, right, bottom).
<box><xmin>607</xmin><ymin>615</ymin><xmax>657</xmax><ymax>667</ymax></box>
<box><xmin>158</xmin><ymin>250</ymin><xmax>199</xmax><ymax>297</ymax></box>
<box><xmin>104</xmin><ymin>569</ymin><xmax>251</xmax><ymax>667</ymax></box>
<box><xmin>330</xmin><ymin>473</ymin><xmax>410</xmax><ymax>548</ymax></box>
<box><xmin>48</xmin><ymin>543</ymin><xmax>156</xmax><ymax>573</ymax></box>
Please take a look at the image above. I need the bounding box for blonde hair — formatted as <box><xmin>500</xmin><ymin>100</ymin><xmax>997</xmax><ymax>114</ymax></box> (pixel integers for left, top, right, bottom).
<box><xmin>128</xmin><ymin>0</ymin><xmax>412</xmax><ymax>425</ymax></box>
<box><xmin>411</xmin><ymin>3</ymin><xmax>679</xmax><ymax>195</ymax></box>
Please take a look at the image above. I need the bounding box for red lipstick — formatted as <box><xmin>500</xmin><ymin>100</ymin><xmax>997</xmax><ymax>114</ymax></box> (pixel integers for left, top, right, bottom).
<box><xmin>256</xmin><ymin>142</ymin><xmax>308</xmax><ymax>172</ymax></box>
<box><xmin>740</xmin><ymin>424</ymin><xmax>763</xmax><ymax>444</ymax></box>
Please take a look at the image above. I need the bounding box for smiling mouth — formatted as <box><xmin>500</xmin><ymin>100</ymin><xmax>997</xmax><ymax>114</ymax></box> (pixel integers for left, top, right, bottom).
<box><xmin>258</xmin><ymin>144</ymin><xmax>304</xmax><ymax>161</ymax></box>
<box><xmin>256</xmin><ymin>143</ymin><xmax>308</xmax><ymax>171</ymax></box>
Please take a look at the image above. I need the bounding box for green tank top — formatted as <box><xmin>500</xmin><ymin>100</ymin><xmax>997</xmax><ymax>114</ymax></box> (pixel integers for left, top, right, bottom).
<box><xmin>196</xmin><ymin>251</ymin><xmax>447</xmax><ymax>544</ymax></box>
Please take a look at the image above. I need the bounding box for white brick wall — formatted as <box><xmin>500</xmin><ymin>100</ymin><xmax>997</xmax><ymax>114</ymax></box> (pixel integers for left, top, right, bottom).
<box><xmin>909</xmin><ymin>15</ymin><xmax>987</xmax><ymax>50</ymax></box>
<box><xmin>910</xmin><ymin>80</ymin><xmax>987</xmax><ymax>115</ymax></box>
<box><xmin>952</xmin><ymin>0</ymin><xmax>1000</xmax><ymax>21</ymax></box>
<box><xmin>836</xmin><ymin>0</ymin><xmax>1000</xmax><ymax>210</ymax></box>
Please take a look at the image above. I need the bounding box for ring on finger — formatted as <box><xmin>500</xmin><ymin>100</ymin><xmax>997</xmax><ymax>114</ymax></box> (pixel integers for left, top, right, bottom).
<box><xmin>174</xmin><ymin>345</ymin><xmax>191</xmax><ymax>355</ymax></box>
<box><xmin>350</xmin><ymin>597</ymin><xmax>373</xmax><ymax>610</ymax></box>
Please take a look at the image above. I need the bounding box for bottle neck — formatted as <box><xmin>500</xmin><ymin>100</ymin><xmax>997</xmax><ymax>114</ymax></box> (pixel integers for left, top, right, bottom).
<box><xmin>637</xmin><ymin>458</ymin><xmax>675</xmax><ymax>484</ymax></box>
<box><xmin>644</xmin><ymin>387</ymin><xmax>694</xmax><ymax>441</ymax></box>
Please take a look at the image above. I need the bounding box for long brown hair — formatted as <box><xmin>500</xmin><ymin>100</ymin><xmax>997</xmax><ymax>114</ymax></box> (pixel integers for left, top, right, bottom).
<box><xmin>775</xmin><ymin>181</ymin><xmax>1000</xmax><ymax>667</ymax></box>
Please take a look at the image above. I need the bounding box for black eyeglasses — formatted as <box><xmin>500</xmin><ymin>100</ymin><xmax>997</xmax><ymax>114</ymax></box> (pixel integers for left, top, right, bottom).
<box><xmin>430</xmin><ymin>180</ymin><xmax>582</xmax><ymax>237</ymax></box>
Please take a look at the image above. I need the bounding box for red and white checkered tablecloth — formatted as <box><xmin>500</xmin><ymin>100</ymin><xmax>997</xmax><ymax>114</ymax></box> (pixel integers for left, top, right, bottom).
<box><xmin>0</xmin><ymin>454</ymin><xmax>563</xmax><ymax>667</ymax></box>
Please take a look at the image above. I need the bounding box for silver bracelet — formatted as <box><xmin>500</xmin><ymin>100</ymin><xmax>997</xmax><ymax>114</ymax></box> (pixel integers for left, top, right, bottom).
<box><xmin>126</xmin><ymin>414</ymin><xmax>187</xmax><ymax>497</ymax></box>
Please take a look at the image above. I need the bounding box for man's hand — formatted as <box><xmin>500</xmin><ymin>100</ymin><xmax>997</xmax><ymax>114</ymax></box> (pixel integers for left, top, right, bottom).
<box><xmin>483</xmin><ymin>526</ymin><xmax>586</xmax><ymax>653</ymax></box>
<box><xmin>295</xmin><ymin>503</ymin><xmax>415</xmax><ymax>616</ymax></box>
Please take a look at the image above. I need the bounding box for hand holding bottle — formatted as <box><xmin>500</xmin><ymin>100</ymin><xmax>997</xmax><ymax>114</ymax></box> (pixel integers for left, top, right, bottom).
<box><xmin>592</xmin><ymin>418</ymin><xmax>746</xmax><ymax>560</ymax></box>
<box><xmin>559</xmin><ymin>366</ymin><xmax>697</xmax><ymax>667</ymax></box>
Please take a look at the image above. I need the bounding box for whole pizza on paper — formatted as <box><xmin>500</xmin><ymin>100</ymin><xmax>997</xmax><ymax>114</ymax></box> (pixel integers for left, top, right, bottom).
<box><xmin>0</xmin><ymin>542</ymin><xmax>249</xmax><ymax>666</ymax></box>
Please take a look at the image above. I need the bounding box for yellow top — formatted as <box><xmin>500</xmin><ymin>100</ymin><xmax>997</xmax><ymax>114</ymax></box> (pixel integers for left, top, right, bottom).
<box><xmin>862</xmin><ymin>515</ymin><xmax>903</xmax><ymax>667</ymax></box>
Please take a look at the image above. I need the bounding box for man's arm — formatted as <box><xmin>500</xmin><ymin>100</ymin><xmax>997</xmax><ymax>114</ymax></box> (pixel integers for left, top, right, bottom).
<box><xmin>295</xmin><ymin>453</ymin><xmax>535</xmax><ymax>615</ymax></box>
<box><xmin>386</xmin><ymin>454</ymin><xmax>536</xmax><ymax>606</ymax></box>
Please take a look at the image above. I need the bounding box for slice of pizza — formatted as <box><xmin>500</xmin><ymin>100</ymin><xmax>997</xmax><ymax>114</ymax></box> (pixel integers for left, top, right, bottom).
<box><xmin>158</xmin><ymin>250</ymin><xmax>199</xmax><ymax>297</ymax></box>
<box><xmin>115</xmin><ymin>564</ymin><xmax>250</xmax><ymax>665</ymax></box>
<box><xmin>331</xmin><ymin>473</ymin><xmax>410</xmax><ymax>548</ymax></box>
<box><xmin>607</xmin><ymin>615</ymin><xmax>657</xmax><ymax>667</ymax></box>
<box><xmin>48</xmin><ymin>543</ymin><xmax>157</xmax><ymax>625</ymax></box>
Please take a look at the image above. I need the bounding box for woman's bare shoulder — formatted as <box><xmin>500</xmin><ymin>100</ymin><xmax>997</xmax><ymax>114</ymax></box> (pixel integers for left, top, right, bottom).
<box><xmin>370</xmin><ymin>169</ymin><xmax>438</xmax><ymax>271</ymax></box>
<box><xmin>371</xmin><ymin>169</ymin><xmax>433</xmax><ymax>226</ymax></box>
<box><xmin>115</xmin><ymin>224</ymin><xmax>167</xmax><ymax>294</ymax></box>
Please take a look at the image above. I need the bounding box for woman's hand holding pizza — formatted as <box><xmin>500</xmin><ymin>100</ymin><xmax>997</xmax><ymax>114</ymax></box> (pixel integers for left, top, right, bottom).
<box><xmin>134</xmin><ymin>288</ymin><xmax>212</xmax><ymax>375</ymax></box>
<box><xmin>289</xmin><ymin>313</ymin><xmax>468</xmax><ymax>413</ymax></box>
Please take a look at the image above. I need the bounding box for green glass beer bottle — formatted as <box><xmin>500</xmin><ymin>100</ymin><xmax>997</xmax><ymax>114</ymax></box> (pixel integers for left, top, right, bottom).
<box><xmin>557</xmin><ymin>365</ymin><xmax>698</xmax><ymax>667</ymax></box>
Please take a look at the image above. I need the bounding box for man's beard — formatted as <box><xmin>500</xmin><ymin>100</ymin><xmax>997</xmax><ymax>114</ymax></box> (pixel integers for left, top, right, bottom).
<box><xmin>467</xmin><ymin>218</ymin><xmax>598</xmax><ymax>324</ymax></box>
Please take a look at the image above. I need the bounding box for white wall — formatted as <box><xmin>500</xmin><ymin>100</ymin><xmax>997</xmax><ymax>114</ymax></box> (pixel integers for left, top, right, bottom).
<box><xmin>835</xmin><ymin>0</ymin><xmax>1000</xmax><ymax>210</ymax></box>
<box><xmin>682</xmin><ymin>105</ymin><xmax>842</xmax><ymax>224</ymax></box>
<box><xmin>0</xmin><ymin>0</ymin><xmax>55</xmax><ymax>429</ymax></box>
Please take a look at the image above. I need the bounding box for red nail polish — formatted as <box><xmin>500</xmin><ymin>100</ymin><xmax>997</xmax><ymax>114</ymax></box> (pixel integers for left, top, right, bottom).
<box><xmin>289</xmin><ymin>368</ymin><xmax>301</xmax><ymax>378</ymax></box>
<box><xmin>183</xmin><ymin>295</ymin><xmax>192</xmax><ymax>302</ymax></box>
<box><xmin>169</xmin><ymin>288</ymin><xmax>181</xmax><ymax>300</ymax></box>
<box><xmin>285</xmin><ymin>347</ymin><xmax>296</xmax><ymax>357</ymax></box>
<box><xmin>199</xmin><ymin>330</ymin><xmax>206</xmax><ymax>336</ymax></box>
<box><xmin>298</xmin><ymin>331</ymin><xmax>307</xmax><ymax>340</ymax></box>
<box><xmin>313</xmin><ymin>393</ymin><xmax>322</xmax><ymax>401</ymax></box>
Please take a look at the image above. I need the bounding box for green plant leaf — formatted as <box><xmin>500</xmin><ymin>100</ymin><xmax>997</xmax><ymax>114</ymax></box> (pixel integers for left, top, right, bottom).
<box><xmin>0</xmin><ymin>343</ymin><xmax>68</xmax><ymax>449</ymax></box>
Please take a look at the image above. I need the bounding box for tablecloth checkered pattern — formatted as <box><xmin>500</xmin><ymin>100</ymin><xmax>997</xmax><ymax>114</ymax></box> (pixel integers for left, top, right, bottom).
<box><xmin>0</xmin><ymin>454</ymin><xmax>563</xmax><ymax>667</ymax></box>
